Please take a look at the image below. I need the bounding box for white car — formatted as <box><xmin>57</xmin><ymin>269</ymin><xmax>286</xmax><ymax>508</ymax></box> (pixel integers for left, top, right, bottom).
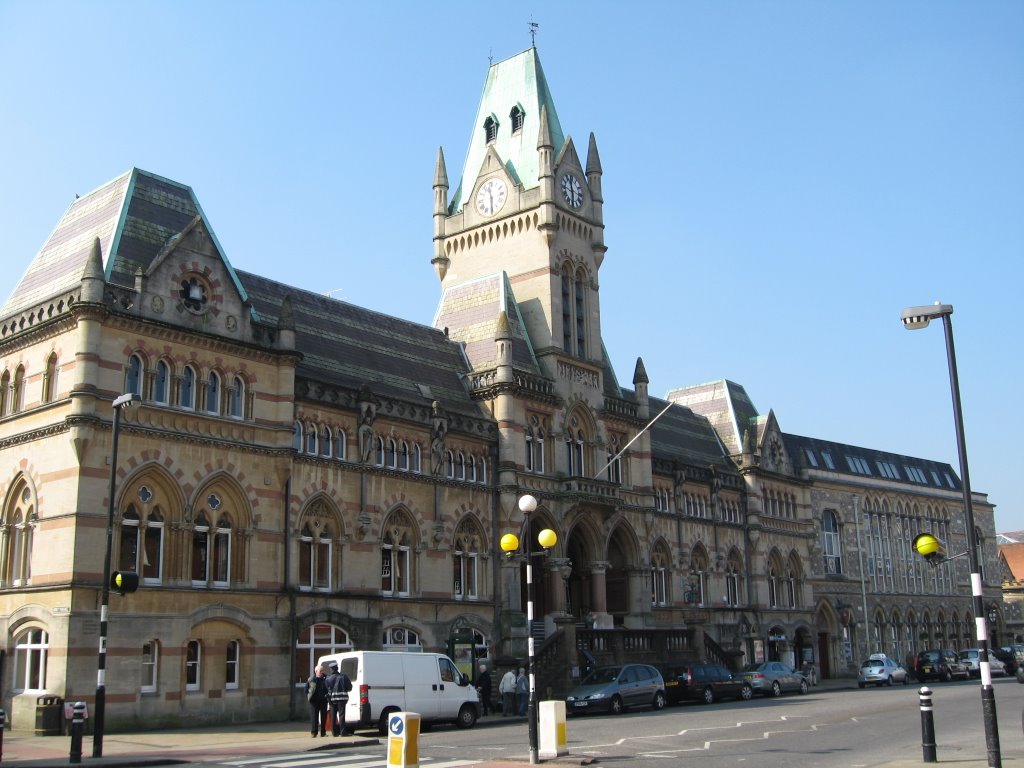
<box><xmin>858</xmin><ymin>654</ymin><xmax>909</xmax><ymax>687</ymax></box>
<box><xmin>959</xmin><ymin>648</ymin><xmax>1007</xmax><ymax>678</ymax></box>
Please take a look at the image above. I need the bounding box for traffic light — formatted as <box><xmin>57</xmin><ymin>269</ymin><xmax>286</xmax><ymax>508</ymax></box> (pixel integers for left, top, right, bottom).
<box><xmin>110</xmin><ymin>571</ymin><xmax>139</xmax><ymax>595</ymax></box>
<box><xmin>913</xmin><ymin>533</ymin><xmax>946</xmax><ymax>566</ymax></box>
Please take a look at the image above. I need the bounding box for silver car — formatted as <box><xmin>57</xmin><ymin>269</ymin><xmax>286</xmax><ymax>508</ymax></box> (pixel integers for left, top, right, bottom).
<box><xmin>565</xmin><ymin>663</ymin><xmax>667</xmax><ymax>715</ymax></box>
<box><xmin>960</xmin><ymin>648</ymin><xmax>1007</xmax><ymax>678</ymax></box>
<box><xmin>858</xmin><ymin>654</ymin><xmax>909</xmax><ymax>687</ymax></box>
<box><xmin>739</xmin><ymin>661</ymin><xmax>809</xmax><ymax>697</ymax></box>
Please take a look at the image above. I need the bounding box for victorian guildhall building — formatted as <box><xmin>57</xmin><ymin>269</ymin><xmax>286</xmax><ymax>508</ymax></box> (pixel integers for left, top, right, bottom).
<box><xmin>0</xmin><ymin>46</ymin><xmax>1001</xmax><ymax>730</ymax></box>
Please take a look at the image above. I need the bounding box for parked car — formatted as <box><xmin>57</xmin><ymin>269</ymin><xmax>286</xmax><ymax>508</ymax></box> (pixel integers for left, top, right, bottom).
<box><xmin>991</xmin><ymin>647</ymin><xmax>1018</xmax><ymax>675</ymax></box>
<box><xmin>911</xmin><ymin>649</ymin><xmax>970</xmax><ymax>682</ymax></box>
<box><xmin>565</xmin><ymin>663</ymin><xmax>667</xmax><ymax>715</ymax></box>
<box><xmin>858</xmin><ymin>654</ymin><xmax>910</xmax><ymax>687</ymax></box>
<box><xmin>959</xmin><ymin>648</ymin><xmax>1007</xmax><ymax>678</ymax></box>
<box><xmin>738</xmin><ymin>661</ymin><xmax>809</xmax><ymax>697</ymax></box>
<box><xmin>662</xmin><ymin>662</ymin><xmax>753</xmax><ymax>705</ymax></box>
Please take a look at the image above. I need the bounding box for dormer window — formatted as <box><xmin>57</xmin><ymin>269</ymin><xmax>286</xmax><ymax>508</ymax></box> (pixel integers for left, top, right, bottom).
<box><xmin>484</xmin><ymin>116</ymin><xmax>498</xmax><ymax>144</ymax></box>
<box><xmin>510</xmin><ymin>105</ymin><xmax>525</xmax><ymax>134</ymax></box>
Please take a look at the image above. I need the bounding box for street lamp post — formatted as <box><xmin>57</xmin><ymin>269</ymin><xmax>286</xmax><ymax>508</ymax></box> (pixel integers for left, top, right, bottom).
<box><xmin>93</xmin><ymin>392</ymin><xmax>140</xmax><ymax>758</ymax></box>
<box><xmin>500</xmin><ymin>494</ymin><xmax>557</xmax><ymax>765</ymax></box>
<box><xmin>901</xmin><ymin>302</ymin><xmax>1001</xmax><ymax>768</ymax></box>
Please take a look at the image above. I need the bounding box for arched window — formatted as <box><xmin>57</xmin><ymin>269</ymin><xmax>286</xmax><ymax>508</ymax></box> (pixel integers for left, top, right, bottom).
<box><xmin>399</xmin><ymin>441</ymin><xmax>410</xmax><ymax>471</ymax></box>
<box><xmin>299</xmin><ymin>518</ymin><xmax>332</xmax><ymax>591</ymax></box>
<box><xmin>13</xmin><ymin>628</ymin><xmax>48</xmax><ymax>691</ymax></box>
<box><xmin>823</xmin><ymin>510</ymin><xmax>842</xmax><ymax>574</ymax></box>
<box><xmin>456</xmin><ymin>452</ymin><xmax>465</xmax><ymax>480</ymax></box>
<box><xmin>606</xmin><ymin>434</ymin><xmax>622</xmax><ymax>483</ymax></box>
<box><xmin>565</xmin><ymin>415</ymin><xmax>585</xmax><ymax>477</ymax></box>
<box><xmin>42</xmin><ymin>353</ymin><xmax>58</xmax><ymax>404</ymax></box>
<box><xmin>5</xmin><ymin>478</ymin><xmax>36</xmax><ymax>587</ymax></box>
<box><xmin>477</xmin><ymin>454</ymin><xmax>487</xmax><ymax>484</ymax></box>
<box><xmin>651</xmin><ymin>543</ymin><xmax>671</xmax><ymax>607</ymax></box>
<box><xmin>179</xmin><ymin>365</ymin><xmax>196</xmax><ymax>409</ymax></box>
<box><xmin>510</xmin><ymin>105</ymin><xmax>525</xmax><ymax>133</ymax></box>
<box><xmin>229</xmin><ymin>376</ymin><xmax>245</xmax><ymax>419</ymax></box>
<box><xmin>453</xmin><ymin>518</ymin><xmax>483</xmax><ymax>600</ymax></box>
<box><xmin>206</xmin><ymin>371</ymin><xmax>220</xmax><ymax>413</ymax></box>
<box><xmin>561</xmin><ymin>268</ymin><xmax>572</xmax><ymax>353</ymax></box>
<box><xmin>484</xmin><ymin>116</ymin><xmax>498</xmax><ymax>143</ymax></box>
<box><xmin>119</xmin><ymin>506</ymin><xmax>142</xmax><ymax>573</ymax></box>
<box><xmin>575</xmin><ymin>270</ymin><xmax>586</xmax><ymax>356</ymax></box>
<box><xmin>383</xmin><ymin>626</ymin><xmax>422</xmax><ymax>651</ymax></box>
<box><xmin>142</xmin><ymin>509</ymin><xmax>164</xmax><ymax>583</ymax></box>
<box><xmin>689</xmin><ymin>550</ymin><xmax>708</xmax><ymax>606</ymax></box>
<box><xmin>125</xmin><ymin>355</ymin><xmax>143</xmax><ymax>397</ymax></box>
<box><xmin>0</xmin><ymin>370</ymin><xmax>9</xmax><ymax>415</ymax></box>
<box><xmin>293</xmin><ymin>421</ymin><xmax>303</xmax><ymax>452</ymax></box>
<box><xmin>12</xmin><ymin>365</ymin><xmax>25</xmax><ymax>412</ymax></box>
<box><xmin>306</xmin><ymin>423</ymin><xmax>317</xmax><ymax>454</ymax></box>
<box><xmin>334</xmin><ymin>430</ymin><xmax>346</xmax><ymax>460</ymax></box>
<box><xmin>468</xmin><ymin>455</ymin><xmax>477</xmax><ymax>483</ymax></box>
<box><xmin>294</xmin><ymin>623</ymin><xmax>353</xmax><ymax>686</ymax></box>
<box><xmin>320</xmin><ymin>426</ymin><xmax>332</xmax><ymax>458</ymax></box>
<box><xmin>445</xmin><ymin>450</ymin><xmax>455</xmax><ymax>479</ymax></box>
<box><xmin>411</xmin><ymin>444</ymin><xmax>421</xmax><ymax>474</ymax></box>
<box><xmin>191</xmin><ymin>505</ymin><xmax>231</xmax><ymax>588</ymax></box>
<box><xmin>386</xmin><ymin>439</ymin><xmax>398</xmax><ymax>469</ymax></box>
<box><xmin>382</xmin><ymin>518</ymin><xmax>413</xmax><ymax>597</ymax></box>
<box><xmin>374</xmin><ymin>437</ymin><xmax>385</xmax><ymax>466</ymax></box>
<box><xmin>153</xmin><ymin>360</ymin><xmax>169</xmax><ymax>404</ymax></box>
<box><xmin>726</xmin><ymin>552</ymin><xmax>743</xmax><ymax>607</ymax></box>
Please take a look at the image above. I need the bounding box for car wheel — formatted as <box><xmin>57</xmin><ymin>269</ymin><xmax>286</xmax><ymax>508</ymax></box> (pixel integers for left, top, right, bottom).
<box><xmin>610</xmin><ymin>695</ymin><xmax>624</xmax><ymax>715</ymax></box>
<box><xmin>702</xmin><ymin>687</ymin><xmax>714</xmax><ymax>705</ymax></box>
<box><xmin>455</xmin><ymin>703</ymin><xmax>477</xmax><ymax>729</ymax></box>
<box><xmin>799</xmin><ymin>679</ymin><xmax>809</xmax><ymax>695</ymax></box>
<box><xmin>886</xmin><ymin>676</ymin><xmax>894</xmax><ymax>686</ymax></box>
<box><xmin>902</xmin><ymin>675</ymin><xmax>909</xmax><ymax>685</ymax></box>
<box><xmin>771</xmin><ymin>681</ymin><xmax>782</xmax><ymax>697</ymax></box>
<box><xmin>378</xmin><ymin>707</ymin><xmax>399</xmax><ymax>735</ymax></box>
<box><xmin>740</xmin><ymin>684</ymin><xmax>753</xmax><ymax>701</ymax></box>
<box><xmin>652</xmin><ymin>691</ymin><xmax>666</xmax><ymax>711</ymax></box>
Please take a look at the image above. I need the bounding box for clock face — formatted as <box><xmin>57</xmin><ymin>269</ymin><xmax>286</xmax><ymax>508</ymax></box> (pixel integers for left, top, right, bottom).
<box><xmin>561</xmin><ymin>173</ymin><xmax>583</xmax><ymax>208</ymax></box>
<box><xmin>475</xmin><ymin>178</ymin><xmax>507</xmax><ymax>216</ymax></box>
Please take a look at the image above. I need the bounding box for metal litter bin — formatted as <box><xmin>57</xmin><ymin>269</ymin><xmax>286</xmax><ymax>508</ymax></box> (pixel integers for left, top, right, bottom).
<box><xmin>34</xmin><ymin>696</ymin><xmax>63</xmax><ymax>736</ymax></box>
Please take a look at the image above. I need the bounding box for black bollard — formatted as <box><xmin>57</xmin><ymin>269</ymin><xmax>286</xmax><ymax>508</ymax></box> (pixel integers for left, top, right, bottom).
<box><xmin>0</xmin><ymin>707</ymin><xmax>6</xmax><ymax>764</ymax></box>
<box><xmin>69</xmin><ymin>701</ymin><xmax>86</xmax><ymax>764</ymax></box>
<box><xmin>919</xmin><ymin>686</ymin><xmax>937</xmax><ymax>763</ymax></box>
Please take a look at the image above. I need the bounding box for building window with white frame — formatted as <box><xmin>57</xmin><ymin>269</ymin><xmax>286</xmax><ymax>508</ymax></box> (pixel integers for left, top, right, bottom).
<box><xmin>299</xmin><ymin>521</ymin><xmax>332</xmax><ymax>591</ymax></box>
<box><xmin>141</xmin><ymin>640</ymin><xmax>158</xmax><ymax>693</ymax></box>
<box><xmin>225</xmin><ymin>640</ymin><xmax>240</xmax><ymax>690</ymax></box>
<box><xmin>125</xmin><ymin>354</ymin><xmax>143</xmax><ymax>397</ymax></box>
<box><xmin>179</xmin><ymin>365</ymin><xmax>196</xmax><ymax>409</ymax></box>
<box><xmin>294</xmin><ymin>624</ymin><xmax>352</xmax><ymax>686</ymax></box>
<box><xmin>14</xmin><ymin>627</ymin><xmax>48</xmax><ymax>691</ymax></box>
<box><xmin>153</xmin><ymin>360</ymin><xmax>169</xmax><ymax>405</ymax></box>
<box><xmin>229</xmin><ymin>376</ymin><xmax>245</xmax><ymax>419</ymax></box>
<box><xmin>453</xmin><ymin>520</ymin><xmax>482</xmax><ymax>600</ymax></box>
<box><xmin>185</xmin><ymin>640</ymin><xmax>201</xmax><ymax>691</ymax></box>
<box><xmin>381</xmin><ymin>525</ymin><xmax>411</xmax><ymax>597</ymax></box>
<box><xmin>822</xmin><ymin>509</ymin><xmax>842</xmax><ymax>575</ymax></box>
<box><xmin>206</xmin><ymin>371</ymin><xmax>220</xmax><ymax>414</ymax></box>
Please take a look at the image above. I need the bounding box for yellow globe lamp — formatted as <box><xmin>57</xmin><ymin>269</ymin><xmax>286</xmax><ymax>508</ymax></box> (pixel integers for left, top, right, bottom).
<box><xmin>500</xmin><ymin>533</ymin><xmax>520</xmax><ymax>555</ymax></box>
<box><xmin>913</xmin><ymin>532</ymin><xmax>946</xmax><ymax>565</ymax></box>
<box><xmin>537</xmin><ymin>528</ymin><xmax>557</xmax><ymax>550</ymax></box>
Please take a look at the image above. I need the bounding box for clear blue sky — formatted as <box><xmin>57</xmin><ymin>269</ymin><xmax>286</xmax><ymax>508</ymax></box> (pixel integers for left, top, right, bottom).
<box><xmin>2</xmin><ymin>2</ymin><xmax>1021</xmax><ymax>528</ymax></box>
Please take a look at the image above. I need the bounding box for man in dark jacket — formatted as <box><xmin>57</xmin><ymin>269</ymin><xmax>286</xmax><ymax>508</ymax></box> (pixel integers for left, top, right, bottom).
<box><xmin>476</xmin><ymin>663</ymin><xmax>492</xmax><ymax>716</ymax></box>
<box><xmin>307</xmin><ymin>664</ymin><xmax>328</xmax><ymax>736</ymax></box>
<box><xmin>325</xmin><ymin>661</ymin><xmax>353</xmax><ymax>736</ymax></box>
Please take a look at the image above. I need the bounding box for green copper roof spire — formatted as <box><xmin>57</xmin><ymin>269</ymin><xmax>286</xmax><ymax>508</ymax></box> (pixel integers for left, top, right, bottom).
<box><xmin>451</xmin><ymin>47</ymin><xmax>565</xmax><ymax>213</ymax></box>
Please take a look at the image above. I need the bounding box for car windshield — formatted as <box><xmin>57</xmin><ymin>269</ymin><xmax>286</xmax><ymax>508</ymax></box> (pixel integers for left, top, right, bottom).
<box><xmin>582</xmin><ymin>667</ymin><xmax>621</xmax><ymax>685</ymax></box>
<box><xmin>861</xmin><ymin>660</ymin><xmax>881</xmax><ymax>668</ymax></box>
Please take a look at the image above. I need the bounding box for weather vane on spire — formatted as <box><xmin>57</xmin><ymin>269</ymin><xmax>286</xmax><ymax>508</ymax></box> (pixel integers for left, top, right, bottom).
<box><xmin>529</xmin><ymin>18</ymin><xmax>539</xmax><ymax>47</ymax></box>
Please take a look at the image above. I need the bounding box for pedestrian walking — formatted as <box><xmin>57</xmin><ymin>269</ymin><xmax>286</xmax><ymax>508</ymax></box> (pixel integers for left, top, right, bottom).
<box><xmin>476</xmin><ymin>663</ymin><xmax>492</xmax><ymax>716</ymax></box>
<box><xmin>306</xmin><ymin>664</ymin><xmax>329</xmax><ymax>737</ymax></box>
<box><xmin>515</xmin><ymin>666</ymin><xmax>528</xmax><ymax>715</ymax></box>
<box><xmin>499</xmin><ymin>667</ymin><xmax>517</xmax><ymax>716</ymax></box>
<box><xmin>324</xmin><ymin>661</ymin><xmax>353</xmax><ymax>736</ymax></box>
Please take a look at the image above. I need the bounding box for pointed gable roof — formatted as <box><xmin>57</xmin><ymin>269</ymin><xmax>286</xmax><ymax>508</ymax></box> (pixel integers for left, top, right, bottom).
<box><xmin>432</xmin><ymin>271</ymin><xmax>539</xmax><ymax>374</ymax></box>
<box><xmin>452</xmin><ymin>47</ymin><xmax>565</xmax><ymax>212</ymax></box>
<box><xmin>665</xmin><ymin>379</ymin><xmax>759</xmax><ymax>456</ymax></box>
<box><xmin>2</xmin><ymin>168</ymin><xmax>247</xmax><ymax>318</ymax></box>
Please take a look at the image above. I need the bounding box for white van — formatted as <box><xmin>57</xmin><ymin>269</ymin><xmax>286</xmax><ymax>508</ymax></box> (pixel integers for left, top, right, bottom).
<box><xmin>316</xmin><ymin>650</ymin><xmax>480</xmax><ymax>733</ymax></box>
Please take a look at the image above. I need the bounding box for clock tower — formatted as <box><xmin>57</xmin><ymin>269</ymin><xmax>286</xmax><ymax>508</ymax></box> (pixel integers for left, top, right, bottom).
<box><xmin>432</xmin><ymin>46</ymin><xmax>609</xmax><ymax>397</ymax></box>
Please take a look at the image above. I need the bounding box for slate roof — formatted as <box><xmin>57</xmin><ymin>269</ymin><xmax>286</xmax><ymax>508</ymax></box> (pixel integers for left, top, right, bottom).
<box><xmin>649</xmin><ymin>396</ymin><xmax>733</xmax><ymax>470</ymax></box>
<box><xmin>239</xmin><ymin>270</ymin><xmax>487</xmax><ymax>420</ymax></box>
<box><xmin>1</xmin><ymin>169</ymin><xmax>247</xmax><ymax>318</ymax></box>
<box><xmin>782</xmin><ymin>432</ymin><xmax>962</xmax><ymax>491</ymax></box>
<box><xmin>665</xmin><ymin>380</ymin><xmax>759</xmax><ymax>455</ymax></box>
<box><xmin>432</xmin><ymin>272</ymin><xmax>538</xmax><ymax>373</ymax></box>
<box><xmin>451</xmin><ymin>47</ymin><xmax>565</xmax><ymax>212</ymax></box>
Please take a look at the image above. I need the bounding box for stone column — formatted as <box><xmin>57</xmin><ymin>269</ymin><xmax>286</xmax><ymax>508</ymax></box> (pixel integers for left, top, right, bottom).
<box><xmin>589</xmin><ymin>561</ymin><xmax>612</xmax><ymax>628</ymax></box>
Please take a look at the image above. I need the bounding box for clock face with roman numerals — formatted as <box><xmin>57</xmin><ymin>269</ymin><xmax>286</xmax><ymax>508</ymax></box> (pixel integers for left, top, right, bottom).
<box><xmin>561</xmin><ymin>173</ymin><xmax>583</xmax><ymax>208</ymax></box>
<box><xmin>476</xmin><ymin>178</ymin><xmax>507</xmax><ymax>216</ymax></box>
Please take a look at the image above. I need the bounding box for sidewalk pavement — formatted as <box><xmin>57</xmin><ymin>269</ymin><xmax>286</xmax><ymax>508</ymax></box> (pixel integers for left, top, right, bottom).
<box><xmin>0</xmin><ymin>680</ymin><xmax>1018</xmax><ymax>768</ymax></box>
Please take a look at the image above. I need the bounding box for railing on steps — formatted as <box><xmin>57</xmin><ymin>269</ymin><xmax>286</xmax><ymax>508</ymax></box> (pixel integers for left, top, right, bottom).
<box><xmin>576</xmin><ymin>628</ymin><xmax>696</xmax><ymax>668</ymax></box>
<box><xmin>703</xmin><ymin>633</ymin><xmax>745</xmax><ymax>672</ymax></box>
